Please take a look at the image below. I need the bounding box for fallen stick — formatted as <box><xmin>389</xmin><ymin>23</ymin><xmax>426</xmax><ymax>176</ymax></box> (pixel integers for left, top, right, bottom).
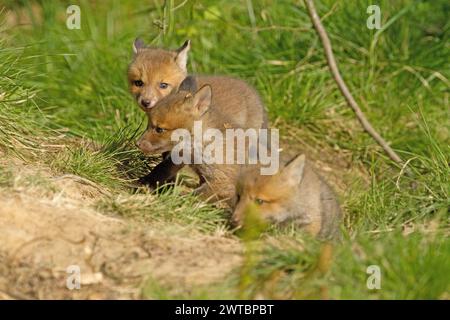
<box><xmin>304</xmin><ymin>0</ymin><xmax>404</xmax><ymax>165</ymax></box>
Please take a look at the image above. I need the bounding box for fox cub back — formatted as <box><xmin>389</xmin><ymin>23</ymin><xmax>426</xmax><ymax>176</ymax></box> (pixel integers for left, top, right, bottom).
<box><xmin>233</xmin><ymin>154</ymin><xmax>341</xmax><ymax>240</ymax></box>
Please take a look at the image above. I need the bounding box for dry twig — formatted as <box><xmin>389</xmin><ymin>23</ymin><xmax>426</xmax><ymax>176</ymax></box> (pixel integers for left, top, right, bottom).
<box><xmin>304</xmin><ymin>0</ymin><xmax>404</xmax><ymax>165</ymax></box>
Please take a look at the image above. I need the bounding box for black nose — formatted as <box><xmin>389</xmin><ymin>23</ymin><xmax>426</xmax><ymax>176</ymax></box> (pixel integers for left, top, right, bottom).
<box><xmin>230</xmin><ymin>216</ymin><xmax>241</xmax><ymax>229</ymax></box>
<box><xmin>141</xmin><ymin>99</ymin><xmax>151</xmax><ymax>108</ymax></box>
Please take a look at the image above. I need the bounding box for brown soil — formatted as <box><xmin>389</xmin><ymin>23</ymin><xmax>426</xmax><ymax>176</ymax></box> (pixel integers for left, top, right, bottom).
<box><xmin>0</xmin><ymin>158</ymin><xmax>241</xmax><ymax>299</ymax></box>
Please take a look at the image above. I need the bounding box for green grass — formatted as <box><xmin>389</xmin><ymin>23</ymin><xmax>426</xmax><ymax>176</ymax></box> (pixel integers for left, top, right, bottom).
<box><xmin>330</xmin><ymin>232</ymin><xmax>450</xmax><ymax>299</ymax></box>
<box><xmin>242</xmin><ymin>231</ymin><xmax>450</xmax><ymax>299</ymax></box>
<box><xmin>0</xmin><ymin>164</ymin><xmax>14</xmax><ymax>188</ymax></box>
<box><xmin>96</xmin><ymin>184</ymin><xmax>229</xmax><ymax>234</ymax></box>
<box><xmin>1</xmin><ymin>0</ymin><xmax>449</xmax><ymax>299</ymax></box>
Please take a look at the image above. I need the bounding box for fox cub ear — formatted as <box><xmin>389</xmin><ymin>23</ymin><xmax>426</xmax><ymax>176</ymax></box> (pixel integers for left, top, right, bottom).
<box><xmin>133</xmin><ymin>38</ymin><xmax>145</xmax><ymax>54</ymax></box>
<box><xmin>192</xmin><ymin>85</ymin><xmax>212</xmax><ymax>116</ymax></box>
<box><xmin>175</xmin><ymin>40</ymin><xmax>191</xmax><ymax>72</ymax></box>
<box><xmin>179</xmin><ymin>76</ymin><xmax>197</xmax><ymax>93</ymax></box>
<box><xmin>282</xmin><ymin>154</ymin><xmax>306</xmax><ymax>185</ymax></box>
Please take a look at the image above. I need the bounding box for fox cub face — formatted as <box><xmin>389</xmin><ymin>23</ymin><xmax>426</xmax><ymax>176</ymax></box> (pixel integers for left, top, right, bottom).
<box><xmin>137</xmin><ymin>77</ymin><xmax>212</xmax><ymax>155</ymax></box>
<box><xmin>232</xmin><ymin>154</ymin><xmax>307</xmax><ymax>227</ymax></box>
<box><xmin>128</xmin><ymin>39</ymin><xmax>191</xmax><ymax>110</ymax></box>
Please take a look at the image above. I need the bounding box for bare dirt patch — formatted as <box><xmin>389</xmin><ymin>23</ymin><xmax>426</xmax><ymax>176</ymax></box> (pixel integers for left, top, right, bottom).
<box><xmin>0</xmin><ymin>160</ymin><xmax>241</xmax><ymax>299</ymax></box>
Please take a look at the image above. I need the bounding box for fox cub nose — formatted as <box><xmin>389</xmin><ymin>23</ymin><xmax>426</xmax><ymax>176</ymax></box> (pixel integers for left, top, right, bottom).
<box><xmin>230</xmin><ymin>214</ymin><xmax>242</xmax><ymax>229</ymax></box>
<box><xmin>141</xmin><ymin>99</ymin><xmax>151</xmax><ymax>108</ymax></box>
<box><xmin>137</xmin><ymin>139</ymin><xmax>153</xmax><ymax>153</ymax></box>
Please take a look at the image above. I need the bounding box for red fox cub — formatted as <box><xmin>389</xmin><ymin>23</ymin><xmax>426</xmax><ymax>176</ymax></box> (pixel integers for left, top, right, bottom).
<box><xmin>129</xmin><ymin>39</ymin><xmax>267</xmax><ymax>188</ymax></box>
<box><xmin>232</xmin><ymin>154</ymin><xmax>342</xmax><ymax>240</ymax></box>
<box><xmin>137</xmin><ymin>77</ymin><xmax>259</xmax><ymax>206</ymax></box>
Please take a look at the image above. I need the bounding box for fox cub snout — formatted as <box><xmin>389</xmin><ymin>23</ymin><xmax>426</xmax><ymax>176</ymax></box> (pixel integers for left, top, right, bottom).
<box><xmin>233</xmin><ymin>154</ymin><xmax>342</xmax><ymax>240</ymax></box>
<box><xmin>128</xmin><ymin>39</ymin><xmax>191</xmax><ymax>110</ymax></box>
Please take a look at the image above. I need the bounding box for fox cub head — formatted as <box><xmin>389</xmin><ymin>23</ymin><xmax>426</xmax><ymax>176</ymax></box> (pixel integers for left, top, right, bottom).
<box><xmin>137</xmin><ymin>76</ymin><xmax>212</xmax><ymax>154</ymax></box>
<box><xmin>232</xmin><ymin>154</ymin><xmax>307</xmax><ymax>227</ymax></box>
<box><xmin>128</xmin><ymin>39</ymin><xmax>191</xmax><ymax>110</ymax></box>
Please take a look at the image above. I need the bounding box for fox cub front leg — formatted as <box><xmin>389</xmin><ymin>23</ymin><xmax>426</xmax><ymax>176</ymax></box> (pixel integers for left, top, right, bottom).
<box><xmin>139</xmin><ymin>152</ymin><xmax>184</xmax><ymax>189</ymax></box>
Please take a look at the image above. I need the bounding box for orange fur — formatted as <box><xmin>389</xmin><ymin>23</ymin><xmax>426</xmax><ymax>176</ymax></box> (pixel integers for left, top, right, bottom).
<box><xmin>233</xmin><ymin>155</ymin><xmax>341</xmax><ymax>240</ymax></box>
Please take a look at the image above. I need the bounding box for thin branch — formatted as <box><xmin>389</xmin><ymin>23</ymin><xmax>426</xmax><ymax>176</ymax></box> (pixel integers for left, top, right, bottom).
<box><xmin>304</xmin><ymin>0</ymin><xmax>404</xmax><ymax>165</ymax></box>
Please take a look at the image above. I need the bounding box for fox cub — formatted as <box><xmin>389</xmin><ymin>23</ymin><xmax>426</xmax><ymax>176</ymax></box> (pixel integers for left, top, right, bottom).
<box><xmin>137</xmin><ymin>77</ymin><xmax>257</xmax><ymax>206</ymax></box>
<box><xmin>129</xmin><ymin>39</ymin><xmax>267</xmax><ymax>187</ymax></box>
<box><xmin>232</xmin><ymin>154</ymin><xmax>342</xmax><ymax>240</ymax></box>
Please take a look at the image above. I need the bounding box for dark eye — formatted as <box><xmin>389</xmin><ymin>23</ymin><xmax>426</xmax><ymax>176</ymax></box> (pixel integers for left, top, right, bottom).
<box><xmin>154</xmin><ymin>126</ymin><xmax>165</xmax><ymax>134</ymax></box>
<box><xmin>159</xmin><ymin>82</ymin><xmax>169</xmax><ymax>89</ymax></box>
<box><xmin>255</xmin><ymin>198</ymin><xmax>266</xmax><ymax>205</ymax></box>
<box><xmin>133</xmin><ymin>80</ymin><xmax>144</xmax><ymax>87</ymax></box>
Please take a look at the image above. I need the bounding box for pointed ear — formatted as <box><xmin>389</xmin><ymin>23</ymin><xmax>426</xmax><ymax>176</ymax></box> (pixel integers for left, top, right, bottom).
<box><xmin>179</xmin><ymin>76</ymin><xmax>197</xmax><ymax>93</ymax></box>
<box><xmin>133</xmin><ymin>38</ymin><xmax>145</xmax><ymax>54</ymax></box>
<box><xmin>281</xmin><ymin>154</ymin><xmax>306</xmax><ymax>185</ymax></box>
<box><xmin>175</xmin><ymin>40</ymin><xmax>191</xmax><ymax>72</ymax></box>
<box><xmin>192</xmin><ymin>85</ymin><xmax>211</xmax><ymax>116</ymax></box>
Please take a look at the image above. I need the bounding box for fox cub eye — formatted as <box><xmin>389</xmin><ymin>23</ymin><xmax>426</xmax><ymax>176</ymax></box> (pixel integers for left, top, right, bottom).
<box><xmin>133</xmin><ymin>80</ymin><xmax>144</xmax><ymax>87</ymax></box>
<box><xmin>154</xmin><ymin>126</ymin><xmax>165</xmax><ymax>134</ymax></box>
<box><xmin>159</xmin><ymin>82</ymin><xmax>169</xmax><ymax>89</ymax></box>
<box><xmin>255</xmin><ymin>198</ymin><xmax>266</xmax><ymax>205</ymax></box>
